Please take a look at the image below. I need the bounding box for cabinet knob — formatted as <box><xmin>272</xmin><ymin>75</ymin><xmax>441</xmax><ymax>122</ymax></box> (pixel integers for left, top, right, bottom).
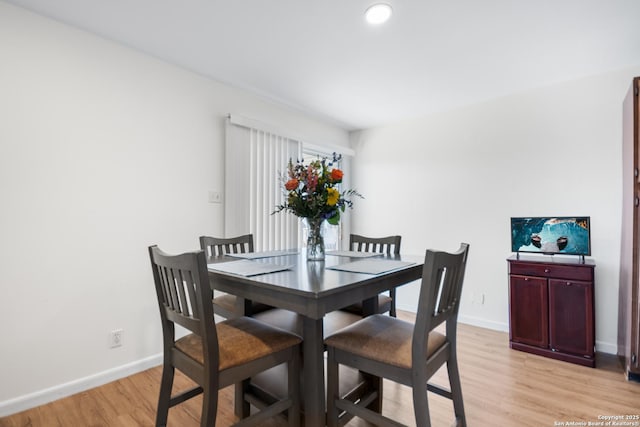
<box><xmin>566</xmin><ymin>282</ymin><xmax>572</xmax><ymax>286</ymax></box>
<box><xmin>544</xmin><ymin>269</ymin><xmax>550</xmax><ymax>273</ymax></box>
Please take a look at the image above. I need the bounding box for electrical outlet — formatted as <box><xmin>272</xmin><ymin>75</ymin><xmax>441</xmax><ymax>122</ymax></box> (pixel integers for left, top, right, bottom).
<box><xmin>471</xmin><ymin>292</ymin><xmax>485</xmax><ymax>305</ymax></box>
<box><xmin>109</xmin><ymin>329</ymin><xmax>123</xmax><ymax>348</ymax></box>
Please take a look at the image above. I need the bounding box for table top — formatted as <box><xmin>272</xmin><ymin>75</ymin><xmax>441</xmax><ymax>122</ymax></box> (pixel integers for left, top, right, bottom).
<box><xmin>207</xmin><ymin>251</ymin><xmax>424</xmax><ymax>319</ymax></box>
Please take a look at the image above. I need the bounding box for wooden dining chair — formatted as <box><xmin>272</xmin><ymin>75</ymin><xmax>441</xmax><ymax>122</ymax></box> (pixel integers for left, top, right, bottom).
<box><xmin>149</xmin><ymin>245</ymin><xmax>302</xmax><ymax>427</ymax></box>
<box><xmin>340</xmin><ymin>234</ymin><xmax>402</xmax><ymax>317</ymax></box>
<box><xmin>199</xmin><ymin>235</ymin><xmax>273</xmax><ymax>318</ymax></box>
<box><xmin>325</xmin><ymin>243</ymin><xmax>470</xmax><ymax>427</ymax></box>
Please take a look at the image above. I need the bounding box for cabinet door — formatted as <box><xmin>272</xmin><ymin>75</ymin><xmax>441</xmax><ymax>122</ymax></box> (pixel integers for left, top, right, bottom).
<box><xmin>549</xmin><ymin>279</ymin><xmax>594</xmax><ymax>357</ymax></box>
<box><xmin>621</xmin><ymin>76</ymin><xmax>640</xmax><ymax>376</ymax></box>
<box><xmin>510</xmin><ymin>275</ymin><xmax>548</xmax><ymax>348</ymax></box>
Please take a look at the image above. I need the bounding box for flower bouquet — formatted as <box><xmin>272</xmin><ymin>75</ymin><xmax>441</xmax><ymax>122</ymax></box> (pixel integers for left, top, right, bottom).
<box><xmin>274</xmin><ymin>153</ymin><xmax>361</xmax><ymax>260</ymax></box>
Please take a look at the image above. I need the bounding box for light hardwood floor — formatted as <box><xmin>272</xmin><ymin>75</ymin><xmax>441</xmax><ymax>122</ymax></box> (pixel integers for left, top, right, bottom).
<box><xmin>2</xmin><ymin>312</ymin><xmax>639</xmax><ymax>426</ymax></box>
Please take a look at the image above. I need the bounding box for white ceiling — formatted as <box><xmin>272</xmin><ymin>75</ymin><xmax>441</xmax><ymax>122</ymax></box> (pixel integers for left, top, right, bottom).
<box><xmin>6</xmin><ymin>0</ymin><xmax>640</xmax><ymax>130</ymax></box>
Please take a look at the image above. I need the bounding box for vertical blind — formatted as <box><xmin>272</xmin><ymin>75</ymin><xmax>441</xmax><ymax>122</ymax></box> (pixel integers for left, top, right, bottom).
<box><xmin>225</xmin><ymin>115</ymin><xmax>301</xmax><ymax>251</ymax></box>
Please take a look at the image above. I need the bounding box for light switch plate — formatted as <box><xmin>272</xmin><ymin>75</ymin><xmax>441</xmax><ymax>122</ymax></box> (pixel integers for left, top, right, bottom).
<box><xmin>208</xmin><ymin>191</ymin><xmax>222</xmax><ymax>204</ymax></box>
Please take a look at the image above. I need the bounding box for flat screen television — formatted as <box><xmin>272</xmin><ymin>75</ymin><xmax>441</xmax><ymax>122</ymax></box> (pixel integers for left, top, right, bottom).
<box><xmin>511</xmin><ymin>216</ymin><xmax>591</xmax><ymax>257</ymax></box>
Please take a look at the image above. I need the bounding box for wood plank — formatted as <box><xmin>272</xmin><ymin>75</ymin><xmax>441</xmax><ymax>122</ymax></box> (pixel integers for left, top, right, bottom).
<box><xmin>1</xmin><ymin>312</ymin><xmax>639</xmax><ymax>426</ymax></box>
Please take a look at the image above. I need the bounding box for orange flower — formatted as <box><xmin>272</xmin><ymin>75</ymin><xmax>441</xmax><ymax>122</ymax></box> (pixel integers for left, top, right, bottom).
<box><xmin>285</xmin><ymin>178</ymin><xmax>299</xmax><ymax>191</ymax></box>
<box><xmin>331</xmin><ymin>168</ymin><xmax>343</xmax><ymax>181</ymax></box>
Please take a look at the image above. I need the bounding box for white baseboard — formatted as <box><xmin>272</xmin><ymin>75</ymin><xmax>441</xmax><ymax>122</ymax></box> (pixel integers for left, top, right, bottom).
<box><xmin>407</xmin><ymin>310</ymin><xmax>619</xmax><ymax>356</ymax></box>
<box><xmin>595</xmin><ymin>340</ymin><xmax>617</xmax><ymax>355</ymax></box>
<box><xmin>458</xmin><ymin>314</ymin><xmax>509</xmax><ymax>332</ymax></box>
<box><xmin>0</xmin><ymin>353</ymin><xmax>162</xmax><ymax>417</ymax></box>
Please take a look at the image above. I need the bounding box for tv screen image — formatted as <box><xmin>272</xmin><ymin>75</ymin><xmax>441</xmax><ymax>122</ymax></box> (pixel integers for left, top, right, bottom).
<box><xmin>510</xmin><ymin>217</ymin><xmax>591</xmax><ymax>256</ymax></box>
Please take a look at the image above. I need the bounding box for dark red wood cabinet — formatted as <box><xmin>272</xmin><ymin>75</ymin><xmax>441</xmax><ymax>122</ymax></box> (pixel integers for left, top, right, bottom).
<box><xmin>508</xmin><ymin>255</ymin><xmax>595</xmax><ymax>367</ymax></box>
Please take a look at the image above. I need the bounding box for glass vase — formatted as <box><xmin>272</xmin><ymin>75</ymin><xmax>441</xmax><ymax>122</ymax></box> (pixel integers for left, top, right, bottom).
<box><xmin>305</xmin><ymin>217</ymin><xmax>325</xmax><ymax>261</ymax></box>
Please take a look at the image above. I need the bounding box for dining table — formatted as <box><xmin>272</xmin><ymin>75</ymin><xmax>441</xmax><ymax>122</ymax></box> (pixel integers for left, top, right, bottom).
<box><xmin>207</xmin><ymin>249</ymin><xmax>424</xmax><ymax>427</ymax></box>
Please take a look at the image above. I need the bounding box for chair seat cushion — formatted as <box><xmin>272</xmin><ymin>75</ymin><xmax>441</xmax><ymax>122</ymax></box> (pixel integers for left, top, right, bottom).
<box><xmin>175</xmin><ymin>316</ymin><xmax>301</xmax><ymax>371</ymax></box>
<box><xmin>213</xmin><ymin>293</ymin><xmax>273</xmax><ymax>315</ymax></box>
<box><xmin>324</xmin><ymin>314</ymin><xmax>447</xmax><ymax>369</ymax></box>
<box><xmin>340</xmin><ymin>294</ymin><xmax>393</xmax><ymax>315</ymax></box>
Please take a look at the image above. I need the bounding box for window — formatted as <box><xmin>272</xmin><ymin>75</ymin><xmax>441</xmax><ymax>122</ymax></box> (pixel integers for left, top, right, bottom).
<box><xmin>225</xmin><ymin>115</ymin><xmax>353</xmax><ymax>251</ymax></box>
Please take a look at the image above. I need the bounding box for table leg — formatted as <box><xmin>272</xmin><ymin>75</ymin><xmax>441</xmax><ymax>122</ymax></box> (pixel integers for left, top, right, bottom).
<box><xmin>302</xmin><ymin>316</ymin><xmax>325</xmax><ymax>427</ymax></box>
<box><xmin>362</xmin><ymin>296</ymin><xmax>379</xmax><ymax>316</ymax></box>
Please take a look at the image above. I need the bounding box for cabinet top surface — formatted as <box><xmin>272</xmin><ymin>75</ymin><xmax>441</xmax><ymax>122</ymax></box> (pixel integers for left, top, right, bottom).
<box><xmin>507</xmin><ymin>254</ymin><xmax>595</xmax><ymax>267</ymax></box>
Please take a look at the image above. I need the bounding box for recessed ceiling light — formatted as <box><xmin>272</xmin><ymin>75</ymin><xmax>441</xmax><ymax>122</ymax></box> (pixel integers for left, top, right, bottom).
<box><xmin>365</xmin><ymin>3</ymin><xmax>392</xmax><ymax>25</ymax></box>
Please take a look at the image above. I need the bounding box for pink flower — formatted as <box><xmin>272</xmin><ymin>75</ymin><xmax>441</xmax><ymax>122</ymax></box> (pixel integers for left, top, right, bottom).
<box><xmin>306</xmin><ymin>165</ymin><xmax>318</xmax><ymax>192</ymax></box>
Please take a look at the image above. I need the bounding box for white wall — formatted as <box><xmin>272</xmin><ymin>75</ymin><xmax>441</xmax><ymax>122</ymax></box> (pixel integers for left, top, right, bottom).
<box><xmin>351</xmin><ymin>67</ymin><xmax>640</xmax><ymax>353</ymax></box>
<box><xmin>0</xmin><ymin>2</ymin><xmax>349</xmax><ymax>414</ymax></box>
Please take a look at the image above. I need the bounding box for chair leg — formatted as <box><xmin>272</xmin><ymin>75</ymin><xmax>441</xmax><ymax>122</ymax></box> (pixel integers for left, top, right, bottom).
<box><xmin>288</xmin><ymin>348</ymin><xmax>301</xmax><ymax>427</ymax></box>
<box><xmin>326</xmin><ymin>347</ymin><xmax>340</xmax><ymax>427</ymax></box>
<box><xmin>235</xmin><ymin>380</ymin><xmax>251</xmax><ymax>418</ymax></box>
<box><xmin>200</xmin><ymin>386</ymin><xmax>218</xmax><ymax>427</ymax></box>
<box><xmin>412</xmin><ymin>383</ymin><xmax>431</xmax><ymax>427</ymax></box>
<box><xmin>447</xmin><ymin>355</ymin><xmax>467</xmax><ymax>427</ymax></box>
<box><xmin>156</xmin><ymin>364</ymin><xmax>174</xmax><ymax>427</ymax></box>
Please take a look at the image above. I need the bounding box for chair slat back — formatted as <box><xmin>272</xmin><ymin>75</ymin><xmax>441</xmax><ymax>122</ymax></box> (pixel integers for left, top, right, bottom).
<box><xmin>199</xmin><ymin>235</ymin><xmax>254</xmax><ymax>260</ymax></box>
<box><xmin>413</xmin><ymin>244</ymin><xmax>470</xmax><ymax>354</ymax></box>
<box><xmin>149</xmin><ymin>246</ymin><xmax>216</xmax><ymax>337</ymax></box>
<box><xmin>349</xmin><ymin>234</ymin><xmax>401</xmax><ymax>255</ymax></box>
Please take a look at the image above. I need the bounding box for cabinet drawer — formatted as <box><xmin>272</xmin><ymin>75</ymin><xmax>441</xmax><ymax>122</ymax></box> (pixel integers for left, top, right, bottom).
<box><xmin>509</xmin><ymin>262</ymin><xmax>593</xmax><ymax>281</ymax></box>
